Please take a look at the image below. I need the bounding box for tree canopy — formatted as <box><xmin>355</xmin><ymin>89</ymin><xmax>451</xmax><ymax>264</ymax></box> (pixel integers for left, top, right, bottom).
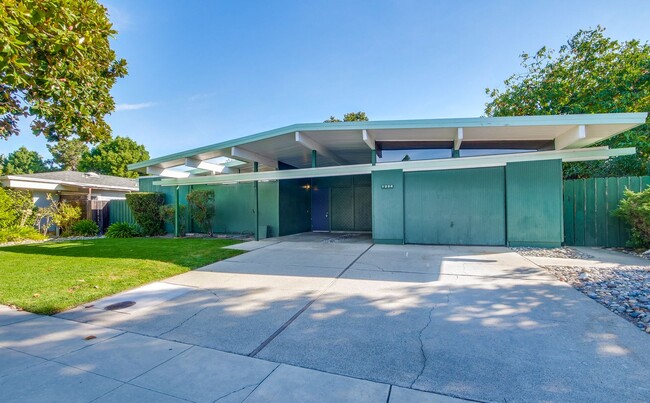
<box><xmin>485</xmin><ymin>26</ymin><xmax>650</xmax><ymax>178</ymax></box>
<box><xmin>78</xmin><ymin>136</ymin><xmax>149</xmax><ymax>178</ymax></box>
<box><xmin>47</xmin><ymin>138</ymin><xmax>88</xmax><ymax>171</ymax></box>
<box><xmin>324</xmin><ymin>111</ymin><xmax>369</xmax><ymax>122</ymax></box>
<box><xmin>2</xmin><ymin>146</ymin><xmax>49</xmax><ymax>175</ymax></box>
<box><xmin>0</xmin><ymin>0</ymin><xmax>127</xmax><ymax>142</ymax></box>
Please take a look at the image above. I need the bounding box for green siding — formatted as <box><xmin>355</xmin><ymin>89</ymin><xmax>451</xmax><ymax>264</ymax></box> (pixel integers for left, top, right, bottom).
<box><xmin>564</xmin><ymin>175</ymin><xmax>650</xmax><ymax>247</ymax></box>
<box><xmin>372</xmin><ymin>170</ymin><xmax>404</xmax><ymax>244</ymax></box>
<box><xmin>506</xmin><ymin>160</ymin><xmax>563</xmax><ymax>247</ymax></box>
<box><xmin>214</xmin><ymin>183</ymin><xmax>255</xmax><ymax>234</ymax></box>
<box><xmin>404</xmin><ymin>167</ymin><xmax>506</xmax><ymax>245</ymax></box>
<box><xmin>279</xmin><ymin>179</ymin><xmax>311</xmax><ymax>236</ymax></box>
<box><xmin>138</xmin><ymin>177</ymin><xmax>281</xmax><ymax>236</ymax></box>
<box><xmin>259</xmin><ymin>181</ymin><xmax>279</xmax><ymax>238</ymax></box>
<box><xmin>354</xmin><ymin>185</ymin><xmax>372</xmax><ymax>231</ymax></box>
<box><xmin>331</xmin><ymin>187</ymin><xmax>354</xmax><ymax>231</ymax></box>
<box><xmin>108</xmin><ymin>199</ymin><xmax>136</xmax><ymax>225</ymax></box>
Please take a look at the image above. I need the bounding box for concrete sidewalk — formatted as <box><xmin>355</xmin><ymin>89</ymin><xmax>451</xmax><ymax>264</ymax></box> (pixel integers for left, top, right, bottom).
<box><xmin>4</xmin><ymin>235</ymin><xmax>650</xmax><ymax>402</ymax></box>
<box><xmin>0</xmin><ymin>306</ymin><xmax>462</xmax><ymax>402</ymax></box>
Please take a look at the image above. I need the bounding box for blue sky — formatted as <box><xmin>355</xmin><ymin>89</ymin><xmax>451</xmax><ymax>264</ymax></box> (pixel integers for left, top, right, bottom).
<box><xmin>3</xmin><ymin>0</ymin><xmax>650</xmax><ymax>161</ymax></box>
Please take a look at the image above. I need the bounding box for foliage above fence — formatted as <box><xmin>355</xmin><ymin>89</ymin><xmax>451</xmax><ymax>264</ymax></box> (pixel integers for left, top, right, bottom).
<box><xmin>564</xmin><ymin>176</ymin><xmax>650</xmax><ymax>247</ymax></box>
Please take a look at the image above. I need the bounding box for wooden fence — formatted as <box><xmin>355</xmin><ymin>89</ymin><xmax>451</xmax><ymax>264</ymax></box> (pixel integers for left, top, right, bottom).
<box><xmin>563</xmin><ymin>176</ymin><xmax>650</xmax><ymax>247</ymax></box>
<box><xmin>108</xmin><ymin>199</ymin><xmax>137</xmax><ymax>226</ymax></box>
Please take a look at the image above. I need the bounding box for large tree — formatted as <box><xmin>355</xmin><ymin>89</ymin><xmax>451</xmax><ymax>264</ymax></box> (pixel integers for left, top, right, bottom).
<box><xmin>324</xmin><ymin>111</ymin><xmax>369</xmax><ymax>122</ymax></box>
<box><xmin>2</xmin><ymin>146</ymin><xmax>49</xmax><ymax>174</ymax></box>
<box><xmin>0</xmin><ymin>0</ymin><xmax>127</xmax><ymax>142</ymax></box>
<box><xmin>47</xmin><ymin>138</ymin><xmax>88</xmax><ymax>170</ymax></box>
<box><xmin>78</xmin><ymin>136</ymin><xmax>149</xmax><ymax>178</ymax></box>
<box><xmin>485</xmin><ymin>26</ymin><xmax>650</xmax><ymax>178</ymax></box>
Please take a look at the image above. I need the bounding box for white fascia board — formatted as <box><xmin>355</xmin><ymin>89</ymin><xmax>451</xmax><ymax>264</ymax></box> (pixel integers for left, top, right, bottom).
<box><xmin>2</xmin><ymin>177</ymin><xmax>136</xmax><ymax>192</ymax></box>
<box><xmin>4</xmin><ymin>179</ymin><xmax>65</xmax><ymax>191</ymax></box>
<box><xmin>454</xmin><ymin>128</ymin><xmax>464</xmax><ymax>150</ymax></box>
<box><xmin>146</xmin><ymin>167</ymin><xmax>191</xmax><ymax>178</ymax></box>
<box><xmin>362</xmin><ymin>130</ymin><xmax>375</xmax><ymax>149</ymax></box>
<box><xmin>230</xmin><ymin>146</ymin><xmax>278</xmax><ymax>169</ymax></box>
<box><xmin>153</xmin><ymin>147</ymin><xmax>634</xmax><ymax>186</ymax></box>
<box><xmin>555</xmin><ymin>125</ymin><xmax>586</xmax><ymax>149</ymax></box>
<box><xmin>295</xmin><ymin>131</ymin><xmax>347</xmax><ymax>165</ymax></box>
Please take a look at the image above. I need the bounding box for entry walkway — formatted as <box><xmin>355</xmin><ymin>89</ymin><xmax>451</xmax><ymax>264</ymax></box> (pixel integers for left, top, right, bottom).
<box><xmin>2</xmin><ymin>234</ymin><xmax>650</xmax><ymax>402</ymax></box>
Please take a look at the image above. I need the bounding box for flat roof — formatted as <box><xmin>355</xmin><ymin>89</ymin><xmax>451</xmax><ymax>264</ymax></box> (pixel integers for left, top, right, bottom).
<box><xmin>129</xmin><ymin>113</ymin><xmax>647</xmax><ymax>176</ymax></box>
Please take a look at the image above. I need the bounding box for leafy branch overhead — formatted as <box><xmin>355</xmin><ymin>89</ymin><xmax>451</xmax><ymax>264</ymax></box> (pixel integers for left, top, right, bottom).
<box><xmin>324</xmin><ymin>112</ymin><xmax>369</xmax><ymax>122</ymax></box>
<box><xmin>485</xmin><ymin>26</ymin><xmax>650</xmax><ymax>178</ymax></box>
<box><xmin>0</xmin><ymin>0</ymin><xmax>127</xmax><ymax>142</ymax></box>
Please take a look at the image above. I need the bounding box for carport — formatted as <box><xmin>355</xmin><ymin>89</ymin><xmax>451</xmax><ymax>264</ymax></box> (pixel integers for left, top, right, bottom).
<box><xmin>128</xmin><ymin>113</ymin><xmax>646</xmax><ymax>247</ymax></box>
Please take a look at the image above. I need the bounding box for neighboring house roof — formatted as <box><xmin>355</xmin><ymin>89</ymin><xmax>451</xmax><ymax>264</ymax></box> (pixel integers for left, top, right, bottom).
<box><xmin>129</xmin><ymin>113</ymin><xmax>648</xmax><ymax>179</ymax></box>
<box><xmin>0</xmin><ymin>171</ymin><xmax>138</xmax><ymax>192</ymax></box>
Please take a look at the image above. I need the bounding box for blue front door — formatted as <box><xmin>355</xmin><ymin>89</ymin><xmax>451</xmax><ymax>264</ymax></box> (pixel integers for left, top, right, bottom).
<box><xmin>311</xmin><ymin>187</ymin><xmax>330</xmax><ymax>231</ymax></box>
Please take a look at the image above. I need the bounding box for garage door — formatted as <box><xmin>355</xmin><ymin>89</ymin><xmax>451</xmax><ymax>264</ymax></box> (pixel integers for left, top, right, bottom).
<box><xmin>404</xmin><ymin>167</ymin><xmax>506</xmax><ymax>245</ymax></box>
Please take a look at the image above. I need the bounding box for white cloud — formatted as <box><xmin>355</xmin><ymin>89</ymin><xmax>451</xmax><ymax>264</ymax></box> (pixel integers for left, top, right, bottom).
<box><xmin>115</xmin><ymin>102</ymin><xmax>155</xmax><ymax>112</ymax></box>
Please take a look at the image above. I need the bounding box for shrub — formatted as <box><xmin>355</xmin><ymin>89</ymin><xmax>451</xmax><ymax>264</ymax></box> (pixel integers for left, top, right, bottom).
<box><xmin>187</xmin><ymin>189</ymin><xmax>215</xmax><ymax>236</ymax></box>
<box><xmin>0</xmin><ymin>187</ymin><xmax>35</xmax><ymax>228</ymax></box>
<box><xmin>126</xmin><ymin>192</ymin><xmax>165</xmax><ymax>236</ymax></box>
<box><xmin>160</xmin><ymin>204</ymin><xmax>187</xmax><ymax>237</ymax></box>
<box><xmin>614</xmin><ymin>187</ymin><xmax>650</xmax><ymax>248</ymax></box>
<box><xmin>105</xmin><ymin>222</ymin><xmax>140</xmax><ymax>238</ymax></box>
<box><xmin>70</xmin><ymin>219</ymin><xmax>100</xmax><ymax>237</ymax></box>
<box><xmin>39</xmin><ymin>194</ymin><xmax>82</xmax><ymax>233</ymax></box>
<box><xmin>0</xmin><ymin>226</ymin><xmax>46</xmax><ymax>243</ymax></box>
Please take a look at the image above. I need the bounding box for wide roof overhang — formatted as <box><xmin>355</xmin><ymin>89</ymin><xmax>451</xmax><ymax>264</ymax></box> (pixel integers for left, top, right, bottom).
<box><xmin>153</xmin><ymin>147</ymin><xmax>636</xmax><ymax>187</ymax></box>
<box><xmin>130</xmin><ymin>112</ymin><xmax>647</xmax><ymax>181</ymax></box>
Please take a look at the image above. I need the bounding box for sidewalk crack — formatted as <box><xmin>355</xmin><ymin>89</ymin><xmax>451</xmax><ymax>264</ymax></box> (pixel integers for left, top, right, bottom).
<box><xmin>158</xmin><ymin>290</ymin><xmax>221</xmax><ymax>337</ymax></box>
<box><xmin>410</xmin><ymin>304</ymin><xmax>435</xmax><ymax>388</ymax></box>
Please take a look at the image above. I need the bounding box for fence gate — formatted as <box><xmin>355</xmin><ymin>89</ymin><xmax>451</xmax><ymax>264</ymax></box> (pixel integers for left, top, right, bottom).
<box><xmin>563</xmin><ymin>176</ymin><xmax>650</xmax><ymax>247</ymax></box>
<box><xmin>91</xmin><ymin>200</ymin><xmax>110</xmax><ymax>234</ymax></box>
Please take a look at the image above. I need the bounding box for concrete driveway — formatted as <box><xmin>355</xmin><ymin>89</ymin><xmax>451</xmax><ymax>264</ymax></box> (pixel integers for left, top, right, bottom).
<box><xmin>3</xmin><ymin>233</ymin><xmax>650</xmax><ymax>402</ymax></box>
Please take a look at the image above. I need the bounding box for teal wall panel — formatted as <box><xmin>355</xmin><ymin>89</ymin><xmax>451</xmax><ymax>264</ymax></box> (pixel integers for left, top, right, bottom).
<box><xmin>404</xmin><ymin>167</ymin><xmax>506</xmax><ymax>245</ymax></box>
<box><xmin>108</xmin><ymin>199</ymin><xmax>137</xmax><ymax>225</ymax></box>
<box><xmin>354</xmin><ymin>185</ymin><xmax>372</xmax><ymax>231</ymax></box>
<box><xmin>214</xmin><ymin>183</ymin><xmax>255</xmax><ymax>234</ymax></box>
<box><xmin>506</xmin><ymin>159</ymin><xmax>563</xmax><ymax>247</ymax></box>
<box><xmin>331</xmin><ymin>187</ymin><xmax>354</xmax><ymax>231</ymax></box>
<box><xmin>564</xmin><ymin>175</ymin><xmax>650</xmax><ymax>247</ymax></box>
<box><xmin>372</xmin><ymin>170</ymin><xmax>404</xmax><ymax>243</ymax></box>
<box><xmin>258</xmin><ymin>181</ymin><xmax>279</xmax><ymax>237</ymax></box>
<box><xmin>279</xmin><ymin>178</ymin><xmax>311</xmax><ymax>236</ymax></box>
<box><xmin>138</xmin><ymin>177</ymin><xmax>281</xmax><ymax>236</ymax></box>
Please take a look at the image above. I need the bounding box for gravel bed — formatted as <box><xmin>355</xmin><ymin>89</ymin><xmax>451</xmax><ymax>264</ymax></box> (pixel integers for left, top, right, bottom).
<box><xmin>511</xmin><ymin>246</ymin><xmax>593</xmax><ymax>260</ymax></box>
<box><xmin>544</xmin><ymin>265</ymin><xmax>650</xmax><ymax>334</ymax></box>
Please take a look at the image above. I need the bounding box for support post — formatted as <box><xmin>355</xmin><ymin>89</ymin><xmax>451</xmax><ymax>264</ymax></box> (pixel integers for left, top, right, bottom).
<box><xmin>311</xmin><ymin>150</ymin><xmax>317</xmax><ymax>168</ymax></box>
<box><xmin>174</xmin><ymin>186</ymin><xmax>180</xmax><ymax>237</ymax></box>
<box><xmin>371</xmin><ymin>149</ymin><xmax>377</xmax><ymax>166</ymax></box>
<box><xmin>452</xmin><ymin>149</ymin><xmax>460</xmax><ymax>158</ymax></box>
<box><xmin>253</xmin><ymin>162</ymin><xmax>259</xmax><ymax>241</ymax></box>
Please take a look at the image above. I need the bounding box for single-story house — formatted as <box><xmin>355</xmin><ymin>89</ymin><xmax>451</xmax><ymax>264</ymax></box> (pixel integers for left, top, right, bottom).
<box><xmin>1</xmin><ymin>171</ymin><xmax>138</xmax><ymax>232</ymax></box>
<box><xmin>128</xmin><ymin>113</ymin><xmax>647</xmax><ymax>247</ymax></box>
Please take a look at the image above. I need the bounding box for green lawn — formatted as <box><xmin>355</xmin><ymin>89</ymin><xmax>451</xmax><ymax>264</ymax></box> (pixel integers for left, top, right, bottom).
<box><xmin>0</xmin><ymin>238</ymin><xmax>244</xmax><ymax>315</ymax></box>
